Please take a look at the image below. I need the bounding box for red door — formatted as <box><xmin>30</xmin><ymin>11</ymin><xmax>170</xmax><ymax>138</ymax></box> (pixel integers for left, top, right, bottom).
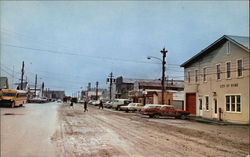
<box><xmin>186</xmin><ymin>93</ymin><xmax>196</xmax><ymax>114</ymax></box>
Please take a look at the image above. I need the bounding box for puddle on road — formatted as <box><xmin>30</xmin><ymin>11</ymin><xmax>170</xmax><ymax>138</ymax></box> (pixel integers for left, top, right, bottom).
<box><xmin>3</xmin><ymin>113</ymin><xmax>24</xmax><ymax>116</ymax></box>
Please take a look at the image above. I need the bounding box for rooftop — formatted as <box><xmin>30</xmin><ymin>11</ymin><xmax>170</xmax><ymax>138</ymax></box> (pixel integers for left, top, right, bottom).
<box><xmin>181</xmin><ymin>35</ymin><xmax>249</xmax><ymax>67</ymax></box>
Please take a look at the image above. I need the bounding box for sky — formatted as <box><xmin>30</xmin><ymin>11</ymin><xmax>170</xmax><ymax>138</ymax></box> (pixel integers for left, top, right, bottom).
<box><xmin>0</xmin><ymin>1</ymin><xmax>249</xmax><ymax>96</ymax></box>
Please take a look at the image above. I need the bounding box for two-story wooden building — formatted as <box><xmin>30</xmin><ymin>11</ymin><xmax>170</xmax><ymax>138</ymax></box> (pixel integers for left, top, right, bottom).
<box><xmin>181</xmin><ymin>35</ymin><xmax>249</xmax><ymax>124</ymax></box>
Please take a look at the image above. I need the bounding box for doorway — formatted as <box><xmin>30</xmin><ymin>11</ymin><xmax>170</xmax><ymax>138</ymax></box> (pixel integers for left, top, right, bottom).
<box><xmin>198</xmin><ymin>99</ymin><xmax>203</xmax><ymax>116</ymax></box>
<box><xmin>213</xmin><ymin>99</ymin><xmax>218</xmax><ymax>118</ymax></box>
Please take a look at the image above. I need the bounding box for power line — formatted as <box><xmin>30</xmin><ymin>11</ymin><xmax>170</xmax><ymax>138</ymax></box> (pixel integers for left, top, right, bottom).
<box><xmin>1</xmin><ymin>27</ymin><xmax>182</xmax><ymax>67</ymax></box>
<box><xmin>1</xmin><ymin>43</ymin><xmax>182</xmax><ymax>66</ymax></box>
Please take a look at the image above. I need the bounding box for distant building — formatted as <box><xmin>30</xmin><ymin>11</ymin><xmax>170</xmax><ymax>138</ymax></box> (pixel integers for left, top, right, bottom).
<box><xmin>181</xmin><ymin>35</ymin><xmax>249</xmax><ymax>124</ymax></box>
<box><xmin>0</xmin><ymin>77</ymin><xmax>9</xmax><ymax>89</ymax></box>
<box><xmin>81</xmin><ymin>88</ymin><xmax>108</xmax><ymax>100</ymax></box>
<box><xmin>116</xmin><ymin>76</ymin><xmax>184</xmax><ymax>106</ymax></box>
<box><xmin>116</xmin><ymin>76</ymin><xmax>184</xmax><ymax>99</ymax></box>
<box><xmin>44</xmin><ymin>90</ymin><xmax>65</xmax><ymax>100</ymax></box>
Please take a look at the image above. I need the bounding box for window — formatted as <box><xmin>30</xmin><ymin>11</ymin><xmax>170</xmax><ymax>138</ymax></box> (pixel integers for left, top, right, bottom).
<box><xmin>216</xmin><ymin>64</ymin><xmax>221</xmax><ymax>80</ymax></box>
<box><xmin>226</xmin><ymin>42</ymin><xmax>231</xmax><ymax>54</ymax></box>
<box><xmin>226</xmin><ymin>62</ymin><xmax>231</xmax><ymax>78</ymax></box>
<box><xmin>199</xmin><ymin>99</ymin><xmax>202</xmax><ymax>110</ymax></box>
<box><xmin>226</xmin><ymin>96</ymin><xmax>230</xmax><ymax>111</ymax></box>
<box><xmin>237</xmin><ymin>59</ymin><xmax>243</xmax><ymax>77</ymax></box>
<box><xmin>187</xmin><ymin>71</ymin><xmax>191</xmax><ymax>83</ymax></box>
<box><xmin>205</xmin><ymin>96</ymin><xmax>209</xmax><ymax>110</ymax></box>
<box><xmin>203</xmin><ymin>68</ymin><xmax>207</xmax><ymax>82</ymax></box>
<box><xmin>225</xmin><ymin>95</ymin><xmax>241</xmax><ymax>112</ymax></box>
<box><xmin>195</xmin><ymin>70</ymin><xmax>198</xmax><ymax>82</ymax></box>
<box><xmin>236</xmin><ymin>96</ymin><xmax>241</xmax><ymax>112</ymax></box>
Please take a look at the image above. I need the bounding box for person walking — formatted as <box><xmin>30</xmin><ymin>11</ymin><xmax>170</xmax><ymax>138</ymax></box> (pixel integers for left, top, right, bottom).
<box><xmin>84</xmin><ymin>100</ymin><xmax>88</xmax><ymax>112</ymax></box>
<box><xmin>99</xmin><ymin>100</ymin><xmax>103</xmax><ymax>109</ymax></box>
<box><xmin>70</xmin><ymin>101</ymin><xmax>74</xmax><ymax>108</ymax></box>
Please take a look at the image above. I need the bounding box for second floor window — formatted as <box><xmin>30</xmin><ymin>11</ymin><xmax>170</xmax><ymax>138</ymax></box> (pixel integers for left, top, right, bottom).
<box><xmin>195</xmin><ymin>70</ymin><xmax>198</xmax><ymax>82</ymax></box>
<box><xmin>226</xmin><ymin>62</ymin><xmax>231</xmax><ymax>78</ymax></box>
<box><xmin>237</xmin><ymin>59</ymin><xmax>243</xmax><ymax>77</ymax></box>
<box><xmin>216</xmin><ymin>64</ymin><xmax>221</xmax><ymax>80</ymax></box>
<box><xmin>188</xmin><ymin>71</ymin><xmax>191</xmax><ymax>83</ymax></box>
<box><xmin>205</xmin><ymin>96</ymin><xmax>209</xmax><ymax>110</ymax></box>
<box><xmin>203</xmin><ymin>68</ymin><xmax>207</xmax><ymax>82</ymax></box>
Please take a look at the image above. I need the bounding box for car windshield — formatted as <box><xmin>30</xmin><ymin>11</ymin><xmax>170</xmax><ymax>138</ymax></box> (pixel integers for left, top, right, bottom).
<box><xmin>2</xmin><ymin>93</ymin><xmax>16</xmax><ymax>97</ymax></box>
<box><xmin>161</xmin><ymin>107</ymin><xmax>175</xmax><ymax>110</ymax></box>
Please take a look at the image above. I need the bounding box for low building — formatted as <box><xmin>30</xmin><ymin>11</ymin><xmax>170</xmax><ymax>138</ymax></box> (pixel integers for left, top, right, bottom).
<box><xmin>129</xmin><ymin>90</ymin><xmax>173</xmax><ymax>105</ymax></box>
<box><xmin>0</xmin><ymin>77</ymin><xmax>9</xmax><ymax>89</ymax></box>
<box><xmin>181</xmin><ymin>35</ymin><xmax>249</xmax><ymax>124</ymax></box>
<box><xmin>116</xmin><ymin>76</ymin><xmax>183</xmax><ymax>99</ymax></box>
<box><xmin>81</xmin><ymin>88</ymin><xmax>108</xmax><ymax>100</ymax></box>
<box><xmin>44</xmin><ymin>90</ymin><xmax>65</xmax><ymax>100</ymax></box>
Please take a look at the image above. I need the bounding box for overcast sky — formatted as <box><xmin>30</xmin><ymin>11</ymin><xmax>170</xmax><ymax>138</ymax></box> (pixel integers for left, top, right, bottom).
<box><xmin>0</xmin><ymin>1</ymin><xmax>249</xmax><ymax>95</ymax></box>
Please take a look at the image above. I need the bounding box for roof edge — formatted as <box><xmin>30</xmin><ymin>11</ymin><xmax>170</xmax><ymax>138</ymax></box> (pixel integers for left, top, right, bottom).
<box><xmin>180</xmin><ymin>35</ymin><xmax>249</xmax><ymax>67</ymax></box>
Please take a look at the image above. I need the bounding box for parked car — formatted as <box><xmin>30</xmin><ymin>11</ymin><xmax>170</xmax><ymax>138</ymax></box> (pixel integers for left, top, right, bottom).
<box><xmin>57</xmin><ymin>99</ymin><xmax>62</xmax><ymax>103</ymax></box>
<box><xmin>140</xmin><ymin>104</ymin><xmax>165</xmax><ymax>118</ymax></box>
<box><xmin>88</xmin><ymin>100</ymin><xmax>95</xmax><ymax>105</ymax></box>
<box><xmin>29</xmin><ymin>97</ymin><xmax>48</xmax><ymax>103</ymax></box>
<box><xmin>92</xmin><ymin>100</ymin><xmax>100</xmax><ymax>106</ymax></box>
<box><xmin>140</xmin><ymin>104</ymin><xmax>190</xmax><ymax>119</ymax></box>
<box><xmin>112</xmin><ymin>99</ymin><xmax>132</xmax><ymax>110</ymax></box>
<box><xmin>104</xmin><ymin>101</ymin><xmax>113</xmax><ymax>108</ymax></box>
<box><xmin>158</xmin><ymin>105</ymin><xmax>190</xmax><ymax>119</ymax></box>
<box><xmin>120</xmin><ymin>103</ymin><xmax>144</xmax><ymax>112</ymax></box>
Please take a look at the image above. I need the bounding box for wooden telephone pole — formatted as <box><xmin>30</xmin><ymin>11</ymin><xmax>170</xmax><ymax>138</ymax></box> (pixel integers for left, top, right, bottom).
<box><xmin>20</xmin><ymin>61</ymin><xmax>24</xmax><ymax>90</ymax></box>
<box><xmin>107</xmin><ymin>72</ymin><xmax>115</xmax><ymax>100</ymax></box>
<box><xmin>160</xmin><ymin>48</ymin><xmax>168</xmax><ymax>105</ymax></box>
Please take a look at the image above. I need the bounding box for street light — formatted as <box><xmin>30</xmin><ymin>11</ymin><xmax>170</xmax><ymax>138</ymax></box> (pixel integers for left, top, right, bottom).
<box><xmin>147</xmin><ymin>48</ymin><xmax>168</xmax><ymax>105</ymax></box>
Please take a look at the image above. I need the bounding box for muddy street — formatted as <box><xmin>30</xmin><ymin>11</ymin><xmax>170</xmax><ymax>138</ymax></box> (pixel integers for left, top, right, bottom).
<box><xmin>52</xmin><ymin>103</ymin><xmax>249</xmax><ymax>157</ymax></box>
<box><xmin>1</xmin><ymin>102</ymin><xmax>60</xmax><ymax>157</ymax></box>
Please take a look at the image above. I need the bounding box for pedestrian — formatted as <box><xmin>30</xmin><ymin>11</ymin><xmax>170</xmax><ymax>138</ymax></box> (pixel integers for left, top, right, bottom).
<box><xmin>84</xmin><ymin>100</ymin><xmax>88</xmax><ymax>112</ymax></box>
<box><xmin>70</xmin><ymin>100</ymin><xmax>74</xmax><ymax>108</ymax></box>
<box><xmin>99</xmin><ymin>100</ymin><xmax>103</xmax><ymax>109</ymax></box>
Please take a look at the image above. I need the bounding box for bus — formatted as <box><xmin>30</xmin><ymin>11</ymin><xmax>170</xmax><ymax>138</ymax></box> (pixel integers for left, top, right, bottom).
<box><xmin>0</xmin><ymin>89</ymin><xmax>27</xmax><ymax>107</ymax></box>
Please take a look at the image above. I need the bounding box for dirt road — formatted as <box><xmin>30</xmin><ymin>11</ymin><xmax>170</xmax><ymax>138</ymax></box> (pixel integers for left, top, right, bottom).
<box><xmin>1</xmin><ymin>102</ymin><xmax>60</xmax><ymax>157</ymax></box>
<box><xmin>53</xmin><ymin>103</ymin><xmax>249</xmax><ymax>157</ymax></box>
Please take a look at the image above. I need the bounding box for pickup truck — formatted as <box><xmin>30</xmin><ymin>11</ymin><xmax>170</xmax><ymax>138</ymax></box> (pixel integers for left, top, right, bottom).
<box><xmin>140</xmin><ymin>104</ymin><xmax>190</xmax><ymax>119</ymax></box>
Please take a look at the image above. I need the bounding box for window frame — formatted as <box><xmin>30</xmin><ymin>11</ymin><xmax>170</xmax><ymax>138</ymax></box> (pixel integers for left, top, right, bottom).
<box><xmin>236</xmin><ymin>59</ymin><xmax>243</xmax><ymax>78</ymax></box>
<box><xmin>216</xmin><ymin>64</ymin><xmax>221</xmax><ymax>80</ymax></box>
<box><xmin>225</xmin><ymin>61</ymin><xmax>231</xmax><ymax>79</ymax></box>
<box><xmin>225</xmin><ymin>94</ymin><xmax>241</xmax><ymax>113</ymax></box>
<box><xmin>205</xmin><ymin>96</ymin><xmax>209</xmax><ymax>111</ymax></box>
<box><xmin>226</xmin><ymin>41</ymin><xmax>231</xmax><ymax>54</ymax></box>
<box><xmin>203</xmin><ymin>67</ymin><xmax>207</xmax><ymax>82</ymax></box>
<box><xmin>195</xmin><ymin>69</ymin><xmax>199</xmax><ymax>83</ymax></box>
<box><xmin>187</xmin><ymin>71</ymin><xmax>191</xmax><ymax>83</ymax></box>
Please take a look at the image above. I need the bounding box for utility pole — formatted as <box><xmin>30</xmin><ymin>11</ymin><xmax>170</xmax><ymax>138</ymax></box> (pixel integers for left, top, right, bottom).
<box><xmin>96</xmin><ymin>81</ymin><xmax>99</xmax><ymax>100</ymax></box>
<box><xmin>107</xmin><ymin>72</ymin><xmax>115</xmax><ymax>100</ymax></box>
<box><xmin>41</xmin><ymin>82</ymin><xmax>44</xmax><ymax>97</ymax></box>
<box><xmin>87</xmin><ymin>83</ymin><xmax>91</xmax><ymax>100</ymax></box>
<box><xmin>160</xmin><ymin>48</ymin><xmax>168</xmax><ymax>105</ymax></box>
<box><xmin>34</xmin><ymin>74</ymin><xmax>37</xmax><ymax>97</ymax></box>
<box><xmin>20</xmin><ymin>61</ymin><xmax>24</xmax><ymax>90</ymax></box>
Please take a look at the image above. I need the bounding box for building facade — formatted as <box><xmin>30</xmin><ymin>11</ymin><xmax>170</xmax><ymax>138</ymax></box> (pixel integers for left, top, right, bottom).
<box><xmin>181</xmin><ymin>35</ymin><xmax>249</xmax><ymax>124</ymax></box>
